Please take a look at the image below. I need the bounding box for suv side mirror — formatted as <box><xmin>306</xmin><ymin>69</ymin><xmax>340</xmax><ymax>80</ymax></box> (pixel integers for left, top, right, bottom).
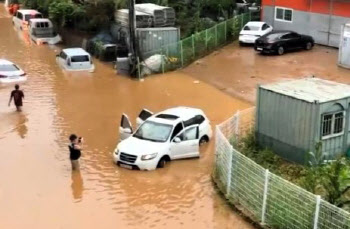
<box><xmin>125</xmin><ymin>128</ymin><xmax>132</xmax><ymax>134</ymax></box>
<box><xmin>173</xmin><ymin>137</ymin><xmax>181</xmax><ymax>143</ymax></box>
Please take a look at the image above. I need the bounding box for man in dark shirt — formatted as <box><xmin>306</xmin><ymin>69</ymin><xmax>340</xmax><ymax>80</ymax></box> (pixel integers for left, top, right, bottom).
<box><xmin>8</xmin><ymin>84</ymin><xmax>24</xmax><ymax>112</ymax></box>
<box><xmin>69</xmin><ymin>134</ymin><xmax>83</xmax><ymax>171</ymax></box>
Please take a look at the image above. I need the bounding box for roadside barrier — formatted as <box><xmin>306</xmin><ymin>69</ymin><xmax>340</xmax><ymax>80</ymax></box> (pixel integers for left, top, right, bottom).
<box><xmin>213</xmin><ymin>107</ymin><xmax>350</xmax><ymax>229</ymax></box>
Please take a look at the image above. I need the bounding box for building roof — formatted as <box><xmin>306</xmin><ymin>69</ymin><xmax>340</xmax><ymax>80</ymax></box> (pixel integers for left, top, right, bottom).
<box><xmin>62</xmin><ymin>48</ymin><xmax>90</xmax><ymax>56</ymax></box>
<box><xmin>260</xmin><ymin>77</ymin><xmax>350</xmax><ymax>103</ymax></box>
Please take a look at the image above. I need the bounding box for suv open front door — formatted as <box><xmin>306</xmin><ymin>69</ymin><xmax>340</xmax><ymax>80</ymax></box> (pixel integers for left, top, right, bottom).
<box><xmin>136</xmin><ymin>108</ymin><xmax>153</xmax><ymax>127</ymax></box>
<box><xmin>119</xmin><ymin>113</ymin><xmax>133</xmax><ymax>141</ymax></box>
<box><xmin>170</xmin><ymin>125</ymin><xmax>200</xmax><ymax>160</ymax></box>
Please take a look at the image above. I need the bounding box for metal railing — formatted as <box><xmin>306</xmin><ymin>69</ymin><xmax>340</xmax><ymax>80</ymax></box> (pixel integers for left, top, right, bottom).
<box><xmin>213</xmin><ymin>107</ymin><xmax>350</xmax><ymax>229</ymax></box>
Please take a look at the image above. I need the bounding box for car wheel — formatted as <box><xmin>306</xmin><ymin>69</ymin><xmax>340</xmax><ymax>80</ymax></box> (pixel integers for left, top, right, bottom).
<box><xmin>157</xmin><ymin>157</ymin><xmax>167</xmax><ymax>168</ymax></box>
<box><xmin>277</xmin><ymin>46</ymin><xmax>285</xmax><ymax>55</ymax></box>
<box><xmin>199</xmin><ymin>136</ymin><xmax>209</xmax><ymax>146</ymax></box>
<box><xmin>305</xmin><ymin>42</ymin><xmax>313</xmax><ymax>50</ymax></box>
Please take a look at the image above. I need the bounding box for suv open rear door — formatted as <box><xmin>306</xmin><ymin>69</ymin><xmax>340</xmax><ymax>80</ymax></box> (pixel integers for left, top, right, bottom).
<box><xmin>120</xmin><ymin>113</ymin><xmax>133</xmax><ymax>141</ymax></box>
<box><xmin>136</xmin><ymin>108</ymin><xmax>153</xmax><ymax>127</ymax></box>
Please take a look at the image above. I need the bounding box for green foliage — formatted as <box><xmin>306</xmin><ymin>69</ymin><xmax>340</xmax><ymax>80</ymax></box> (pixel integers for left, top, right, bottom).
<box><xmin>48</xmin><ymin>0</ymin><xmax>81</xmax><ymax>28</ymax></box>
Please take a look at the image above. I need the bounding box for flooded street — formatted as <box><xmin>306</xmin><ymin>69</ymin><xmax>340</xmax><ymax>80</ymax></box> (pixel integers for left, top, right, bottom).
<box><xmin>0</xmin><ymin>5</ymin><xmax>253</xmax><ymax>229</ymax></box>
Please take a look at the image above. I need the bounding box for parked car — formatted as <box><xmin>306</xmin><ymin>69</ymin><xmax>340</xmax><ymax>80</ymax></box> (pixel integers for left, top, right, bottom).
<box><xmin>56</xmin><ymin>48</ymin><xmax>95</xmax><ymax>72</ymax></box>
<box><xmin>254</xmin><ymin>31</ymin><xmax>314</xmax><ymax>55</ymax></box>
<box><xmin>0</xmin><ymin>59</ymin><xmax>27</xmax><ymax>84</ymax></box>
<box><xmin>239</xmin><ymin>21</ymin><xmax>273</xmax><ymax>45</ymax></box>
<box><xmin>12</xmin><ymin>9</ymin><xmax>43</xmax><ymax>30</ymax></box>
<box><xmin>114</xmin><ymin>107</ymin><xmax>213</xmax><ymax>170</ymax></box>
<box><xmin>29</xmin><ymin>18</ymin><xmax>62</xmax><ymax>45</ymax></box>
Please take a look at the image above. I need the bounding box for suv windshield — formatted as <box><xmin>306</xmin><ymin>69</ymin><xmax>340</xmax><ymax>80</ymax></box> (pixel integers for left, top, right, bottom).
<box><xmin>133</xmin><ymin>121</ymin><xmax>173</xmax><ymax>142</ymax></box>
<box><xmin>0</xmin><ymin>64</ymin><xmax>19</xmax><ymax>71</ymax></box>
<box><xmin>25</xmin><ymin>14</ymin><xmax>42</xmax><ymax>22</ymax></box>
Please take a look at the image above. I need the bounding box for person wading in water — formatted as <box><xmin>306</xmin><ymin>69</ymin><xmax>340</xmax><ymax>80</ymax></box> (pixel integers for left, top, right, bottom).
<box><xmin>69</xmin><ymin>134</ymin><xmax>83</xmax><ymax>171</ymax></box>
<box><xmin>8</xmin><ymin>84</ymin><xmax>24</xmax><ymax>112</ymax></box>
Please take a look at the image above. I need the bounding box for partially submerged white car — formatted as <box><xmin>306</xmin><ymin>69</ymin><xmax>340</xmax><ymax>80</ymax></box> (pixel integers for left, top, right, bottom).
<box><xmin>56</xmin><ymin>48</ymin><xmax>95</xmax><ymax>72</ymax></box>
<box><xmin>239</xmin><ymin>21</ymin><xmax>273</xmax><ymax>44</ymax></box>
<box><xmin>29</xmin><ymin>18</ymin><xmax>62</xmax><ymax>45</ymax></box>
<box><xmin>0</xmin><ymin>59</ymin><xmax>27</xmax><ymax>84</ymax></box>
<box><xmin>113</xmin><ymin>107</ymin><xmax>213</xmax><ymax>171</ymax></box>
<box><xmin>12</xmin><ymin>9</ymin><xmax>43</xmax><ymax>30</ymax></box>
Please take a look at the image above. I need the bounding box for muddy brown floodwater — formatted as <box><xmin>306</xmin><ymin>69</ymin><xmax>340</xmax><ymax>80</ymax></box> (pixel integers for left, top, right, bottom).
<box><xmin>0</xmin><ymin>5</ymin><xmax>254</xmax><ymax>229</ymax></box>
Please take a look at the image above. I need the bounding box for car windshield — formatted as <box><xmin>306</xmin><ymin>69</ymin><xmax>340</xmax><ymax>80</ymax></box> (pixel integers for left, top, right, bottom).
<box><xmin>243</xmin><ymin>25</ymin><xmax>260</xmax><ymax>31</ymax></box>
<box><xmin>71</xmin><ymin>55</ymin><xmax>90</xmax><ymax>62</ymax></box>
<box><xmin>0</xmin><ymin>64</ymin><xmax>19</xmax><ymax>71</ymax></box>
<box><xmin>25</xmin><ymin>13</ymin><xmax>42</xmax><ymax>22</ymax></box>
<box><xmin>133</xmin><ymin>121</ymin><xmax>173</xmax><ymax>143</ymax></box>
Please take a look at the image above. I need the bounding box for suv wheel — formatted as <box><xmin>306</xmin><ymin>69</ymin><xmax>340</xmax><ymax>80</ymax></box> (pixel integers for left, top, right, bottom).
<box><xmin>199</xmin><ymin>136</ymin><xmax>209</xmax><ymax>146</ymax></box>
<box><xmin>157</xmin><ymin>157</ymin><xmax>167</xmax><ymax>168</ymax></box>
<box><xmin>277</xmin><ymin>46</ymin><xmax>285</xmax><ymax>55</ymax></box>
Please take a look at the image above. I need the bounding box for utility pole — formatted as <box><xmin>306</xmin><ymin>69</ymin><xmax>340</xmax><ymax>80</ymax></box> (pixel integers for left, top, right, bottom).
<box><xmin>128</xmin><ymin>0</ymin><xmax>139</xmax><ymax>77</ymax></box>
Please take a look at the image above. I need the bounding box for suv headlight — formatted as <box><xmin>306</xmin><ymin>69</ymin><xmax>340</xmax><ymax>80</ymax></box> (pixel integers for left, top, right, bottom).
<box><xmin>141</xmin><ymin>153</ymin><xmax>158</xmax><ymax>161</ymax></box>
<box><xmin>114</xmin><ymin>149</ymin><xmax>120</xmax><ymax>155</ymax></box>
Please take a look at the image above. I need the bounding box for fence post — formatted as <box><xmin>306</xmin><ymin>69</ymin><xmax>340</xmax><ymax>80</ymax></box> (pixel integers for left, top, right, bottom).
<box><xmin>180</xmin><ymin>40</ymin><xmax>184</xmax><ymax>67</ymax></box>
<box><xmin>137</xmin><ymin>57</ymin><xmax>141</xmax><ymax>80</ymax></box>
<box><xmin>205</xmin><ymin>29</ymin><xmax>208</xmax><ymax>51</ymax></box>
<box><xmin>261</xmin><ymin>169</ymin><xmax>270</xmax><ymax>225</ymax></box>
<box><xmin>192</xmin><ymin>34</ymin><xmax>195</xmax><ymax>59</ymax></box>
<box><xmin>161</xmin><ymin>49</ymin><xmax>165</xmax><ymax>74</ymax></box>
<box><xmin>224</xmin><ymin>21</ymin><xmax>227</xmax><ymax>41</ymax></box>
<box><xmin>215</xmin><ymin>25</ymin><xmax>218</xmax><ymax>47</ymax></box>
<box><xmin>313</xmin><ymin>195</ymin><xmax>321</xmax><ymax>229</ymax></box>
<box><xmin>235</xmin><ymin>110</ymin><xmax>240</xmax><ymax>141</ymax></box>
<box><xmin>226</xmin><ymin>146</ymin><xmax>234</xmax><ymax>196</ymax></box>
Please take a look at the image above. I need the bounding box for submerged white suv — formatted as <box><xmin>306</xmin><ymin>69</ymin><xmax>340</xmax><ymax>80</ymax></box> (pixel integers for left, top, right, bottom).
<box><xmin>113</xmin><ymin>107</ymin><xmax>212</xmax><ymax>171</ymax></box>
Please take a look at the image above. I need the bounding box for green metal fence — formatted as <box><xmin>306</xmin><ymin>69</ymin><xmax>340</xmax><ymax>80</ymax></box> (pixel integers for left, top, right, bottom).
<box><xmin>139</xmin><ymin>12</ymin><xmax>260</xmax><ymax>76</ymax></box>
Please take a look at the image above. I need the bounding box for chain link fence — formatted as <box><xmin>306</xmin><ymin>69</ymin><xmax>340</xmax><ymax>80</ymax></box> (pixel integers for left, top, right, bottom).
<box><xmin>138</xmin><ymin>12</ymin><xmax>260</xmax><ymax>77</ymax></box>
<box><xmin>213</xmin><ymin>108</ymin><xmax>350</xmax><ymax>229</ymax></box>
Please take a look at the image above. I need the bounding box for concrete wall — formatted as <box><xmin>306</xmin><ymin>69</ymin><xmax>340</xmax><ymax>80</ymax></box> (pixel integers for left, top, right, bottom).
<box><xmin>263</xmin><ymin>5</ymin><xmax>350</xmax><ymax>47</ymax></box>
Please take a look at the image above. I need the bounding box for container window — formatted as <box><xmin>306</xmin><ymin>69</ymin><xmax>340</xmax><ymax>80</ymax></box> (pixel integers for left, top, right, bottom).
<box><xmin>321</xmin><ymin>112</ymin><xmax>345</xmax><ymax>138</ymax></box>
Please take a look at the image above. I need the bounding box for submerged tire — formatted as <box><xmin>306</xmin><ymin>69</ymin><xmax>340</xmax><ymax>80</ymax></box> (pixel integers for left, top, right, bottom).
<box><xmin>157</xmin><ymin>157</ymin><xmax>167</xmax><ymax>168</ymax></box>
<box><xmin>199</xmin><ymin>136</ymin><xmax>209</xmax><ymax>146</ymax></box>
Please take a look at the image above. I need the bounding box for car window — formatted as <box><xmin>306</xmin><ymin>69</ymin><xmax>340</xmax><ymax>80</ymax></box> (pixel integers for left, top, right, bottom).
<box><xmin>262</xmin><ymin>24</ymin><xmax>269</xmax><ymax>30</ymax></box>
<box><xmin>183</xmin><ymin>126</ymin><xmax>198</xmax><ymax>141</ymax></box>
<box><xmin>59</xmin><ymin>52</ymin><xmax>67</xmax><ymax>60</ymax></box>
<box><xmin>71</xmin><ymin>55</ymin><xmax>90</xmax><ymax>62</ymax></box>
<box><xmin>282</xmin><ymin>33</ymin><xmax>300</xmax><ymax>39</ymax></box>
<box><xmin>17</xmin><ymin>12</ymin><xmax>23</xmax><ymax>20</ymax></box>
<box><xmin>243</xmin><ymin>25</ymin><xmax>260</xmax><ymax>31</ymax></box>
<box><xmin>184</xmin><ymin>115</ymin><xmax>205</xmax><ymax>127</ymax></box>
<box><xmin>171</xmin><ymin>123</ymin><xmax>184</xmax><ymax>140</ymax></box>
<box><xmin>24</xmin><ymin>13</ymin><xmax>43</xmax><ymax>22</ymax></box>
<box><xmin>36</xmin><ymin>22</ymin><xmax>49</xmax><ymax>28</ymax></box>
<box><xmin>0</xmin><ymin>64</ymin><xmax>20</xmax><ymax>71</ymax></box>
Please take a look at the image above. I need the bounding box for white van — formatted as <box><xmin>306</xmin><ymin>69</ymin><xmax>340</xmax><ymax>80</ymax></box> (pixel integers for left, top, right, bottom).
<box><xmin>29</xmin><ymin>18</ymin><xmax>62</xmax><ymax>45</ymax></box>
<box><xmin>12</xmin><ymin>9</ymin><xmax>43</xmax><ymax>30</ymax></box>
<box><xmin>56</xmin><ymin>48</ymin><xmax>95</xmax><ymax>72</ymax></box>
